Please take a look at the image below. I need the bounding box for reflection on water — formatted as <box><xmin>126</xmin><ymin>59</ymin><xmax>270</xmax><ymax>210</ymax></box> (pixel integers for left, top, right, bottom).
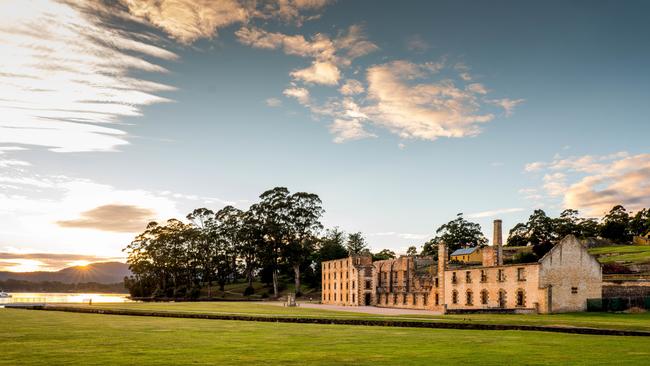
<box><xmin>0</xmin><ymin>292</ymin><xmax>132</xmax><ymax>305</ymax></box>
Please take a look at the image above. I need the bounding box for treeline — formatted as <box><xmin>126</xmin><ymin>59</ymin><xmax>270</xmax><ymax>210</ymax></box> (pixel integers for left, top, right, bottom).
<box><xmin>416</xmin><ymin>205</ymin><xmax>650</xmax><ymax>260</ymax></box>
<box><xmin>507</xmin><ymin>206</ymin><xmax>650</xmax><ymax>256</ymax></box>
<box><xmin>0</xmin><ymin>279</ymin><xmax>126</xmax><ymax>293</ymax></box>
<box><xmin>124</xmin><ymin>187</ymin><xmax>389</xmax><ymax>299</ymax></box>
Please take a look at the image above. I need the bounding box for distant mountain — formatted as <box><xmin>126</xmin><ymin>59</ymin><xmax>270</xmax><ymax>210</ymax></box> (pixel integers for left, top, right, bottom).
<box><xmin>0</xmin><ymin>262</ymin><xmax>131</xmax><ymax>284</ymax></box>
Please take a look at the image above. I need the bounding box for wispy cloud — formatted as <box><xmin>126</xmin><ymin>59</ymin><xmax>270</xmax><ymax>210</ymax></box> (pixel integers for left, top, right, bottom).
<box><xmin>467</xmin><ymin>207</ymin><xmax>525</xmax><ymax>218</ymax></box>
<box><xmin>523</xmin><ymin>152</ymin><xmax>650</xmax><ymax>216</ymax></box>
<box><xmin>57</xmin><ymin>204</ymin><xmax>157</xmax><ymax>233</ymax></box>
<box><xmin>0</xmin><ymin>0</ymin><xmax>177</xmax><ymax>153</ymax></box>
<box><xmin>265</xmin><ymin>98</ymin><xmax>283</xmax><ymax>107</ymax></box>
<box><xmin>0</xmin><ymin>252</ymin><xmax>123</xmax><ymax>272</ymax></box>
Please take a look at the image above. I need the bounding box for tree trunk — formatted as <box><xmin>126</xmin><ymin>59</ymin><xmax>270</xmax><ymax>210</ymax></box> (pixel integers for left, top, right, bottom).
<box><xmin>247</xmin><ymin>264</ymin><xmax>254</xmax><ymax>288</ymax></box>
<box><xmin>293</xmin><ymin>264</ymin><xmax>301</xmax><ymax>296</ymax></box>
<box><xmin>207</xmin><ymin>280</ymin><xmax>212</xmax><ymax>298</ymax></box>
<box><xmin>272</xmin><ymin>269</ymin><xmax>278</xmax><ymax>297</ymax></box>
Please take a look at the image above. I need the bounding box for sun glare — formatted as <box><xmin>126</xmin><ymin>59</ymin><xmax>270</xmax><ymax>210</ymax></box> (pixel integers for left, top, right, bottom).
<box><xmin>5</xmin><ymin>259</ymin><xmax>44</xmax><ymax>272</ymax></box>
<box><xmin>69</xmin><ymin>260</ymin><xmax>91</xmax><ymax>268</ymax></box>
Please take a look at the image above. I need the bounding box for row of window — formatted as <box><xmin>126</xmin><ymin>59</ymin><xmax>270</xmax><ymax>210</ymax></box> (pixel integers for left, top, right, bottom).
<box><xmin>324</xmin><ymin>260</ymin><xmax>349</xmax><ymax>269</ymax></box>
<box><xmin>324</xmin><ymin>271</ymin><xmax>352</xmax><ymax>280</ymax></box>
<box><xmin>324</xmin><ymin>281</ymin><xmax>356</xmax><ymax>290</ymax></box>
<box><xmin>324</xmin><ymin>293</ymin><xmax>356</xmax><ymax>303</ymax></box>
<box><xmin>380</xmin><ymin>293</ymin><xmax>435</xmax><ymax>306</ymax></box>
<box><xmin>450</xmin><ymin>289</ymin><xmax>526</xmax><ymax>307</ymax></box>
<box><xmin>451</xmin><ymin>268</ymin><xmax>527</xmax><ymax>285</ymax></box>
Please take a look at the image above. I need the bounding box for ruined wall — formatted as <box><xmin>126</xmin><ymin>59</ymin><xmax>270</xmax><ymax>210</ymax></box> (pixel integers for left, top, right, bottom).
<box><xmin>538</xmin><ymin>235</ymin><xmax>602</xmax><ymax>313</ymax></box>
<box><xmin>444</xmin><ymin>263</ymin><xmax>544</xmax><ymax>312</ymax></box>
<box><xmin>373</xmin><ymin>256</ymin><xmax>438</xmax><ymax>310</ymax></box>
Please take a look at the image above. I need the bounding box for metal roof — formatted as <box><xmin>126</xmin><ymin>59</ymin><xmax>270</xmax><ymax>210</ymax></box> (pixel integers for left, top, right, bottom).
<box><xmin>450</xmin><ymin>247</ymin><xmax>479</xmax><ymax>256</ymax></box>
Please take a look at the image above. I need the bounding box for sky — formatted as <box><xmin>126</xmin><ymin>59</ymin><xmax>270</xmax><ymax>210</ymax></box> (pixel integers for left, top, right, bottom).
<box><xmin>1</xmin><ymin>0</ymin><xmax>649</xmax><ymax>272</ymax></box>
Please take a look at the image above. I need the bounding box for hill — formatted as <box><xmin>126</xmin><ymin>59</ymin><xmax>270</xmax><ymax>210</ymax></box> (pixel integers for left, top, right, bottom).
<box><xmin>0</xmin><ymin>262</ymin><xmax>130</xmax><ymax>284</ymax></box>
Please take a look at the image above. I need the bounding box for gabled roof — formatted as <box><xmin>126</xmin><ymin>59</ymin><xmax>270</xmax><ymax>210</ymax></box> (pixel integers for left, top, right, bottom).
<box><xmin>450</xmin><ymin>247</ymin><xmax>479</xmax><ymax>256</ymax></box>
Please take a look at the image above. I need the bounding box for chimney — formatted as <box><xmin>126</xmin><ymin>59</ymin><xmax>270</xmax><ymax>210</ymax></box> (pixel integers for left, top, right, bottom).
<box><xmin>493</xmin><ymin>219</ymin><xmax>503</xmax><ymax>265</ymax></box>
<box><xmin>437</xmin><ymin>241</ymin><xmax>447</xmax><ymax>275</ymax></box>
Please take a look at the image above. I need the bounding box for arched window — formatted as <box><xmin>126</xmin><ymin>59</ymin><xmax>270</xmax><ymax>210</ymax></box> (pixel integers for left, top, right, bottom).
<box><xmin>481</xmin><ymin>289</ymin><xmax>489</xmax><ymax>305</ymax></box>
<box><xmin>452</xmin><ymin>290</ymin><xmax>458</xmax><ymax>304</ymax></box>
<box><xmin>498</xmin><ymin>289</ymin><xmax>507</xmax><ymax>308</ymax></box>
<box><xmin>516</xmin><ymin>289</ymin><xmax>526</xmax><ymax>307</ymax></box>
<box><xmin>466</xmin><ymin>290</ymin><xmax>473</xmax><ymax>306</ymax></box>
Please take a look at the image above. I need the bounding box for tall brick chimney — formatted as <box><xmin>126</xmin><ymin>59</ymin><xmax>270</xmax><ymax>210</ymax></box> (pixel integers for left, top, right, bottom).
<box><xmin>493</xmin><ymin>219</ymin><xmax>503</xmax><ymax>265</ymax></box>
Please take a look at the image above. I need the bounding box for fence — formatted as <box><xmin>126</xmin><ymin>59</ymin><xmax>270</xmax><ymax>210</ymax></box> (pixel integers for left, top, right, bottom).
<box><xmin>587</xmin><ymin>297</ymin><xmax>650</xmax><ymax>312</ymax></box>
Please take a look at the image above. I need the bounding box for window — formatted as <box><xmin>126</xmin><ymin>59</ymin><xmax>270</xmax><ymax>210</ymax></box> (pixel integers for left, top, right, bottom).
<box><xmin>435</xmin><ymin>277</ymin><xmax>439</xmax><ymax>288</ymax></box>
<box><xmin>412</xmin><ymin>293</ymin><xmax>417</xmax><ymax>305</ymax></box>
<box><xmin>465</xmin><ymin>271</ymin><xmax>472</xmax><ymax>284</ymax></box>
<box><xmin>517</xmin><ymin>268</ymin><xmax>526</xmax><ymax>281</ymax></box>
<box><xmin>365</xmin><ymin>280</ymin><xmax>371</xmax><ymax>289</ymax></box>
<box><xmin>452</xmin><ymin>290</ymin><xmax>458</xmax><ymax>304</ymax></box>
<box><xmin>352</xmin><ymin>281</ymin><xmax>355</xmax><ymax>289</ymax></box>
<box><xmin>452</xmin><ymin>272</ymin><xmax>458</xmax><ymax>284</ymax></box>
<box><xmin>385</xmin><ymin>294</ymin><xmax>389</xmax><ymax>305</ymax></box>
<box><xmin>516</xmin><ymin>289</ymin><xmax>525</xmax><ymax>307</ymax></box>
<box><xmin>352</xmin><ymin>294</ymin><xmax>355</xmax><ymax>303</ymax></box>
<box><xmin>403</xmin><ymin>294</ymin><xmax>407</xmax><ymax>305</ymax></box>
<box><xmin>466</xmin><ymin>290</ymin><xmax>473</xmax><ymax>306</ymax></box>
<box><xmin>334</xmin><ymin>283</ymin><xmax>336</xmax><ymax>290</ymax></box>
<box><xmin>334</xmin><ymin>272</ymin><xmax>336</xmax><ymax>280</ymax></box>
<box><xmin>346</xmin><ymin>294</ymin><xmax>349</xmax><ymax>302</ymax></box>
<box><xmin>433</xmin><ymin>293</ymin><xmax>437</xmax><ymax>306</ymax></box>
<box><xmin>498</xmin><ymin>269</ymin><xmax>505</xmax><ymax>282</ymax></box>
<box><xmin>393</xmin><ymin>294</ymin><xmax>398</xmax><ymax>305</ymax></box>
<box><xmin>571</xmin><ymin>287</ymin><xmax>578</xmax><ymax>294</ymax></box>
<box><xmin>480</xmin><ymin>270</ymin><xmax>487</xmax><ymax>283</ymax></box>
<box><xmin>481</xmin><ymin>289</ymin><xmax>489</xmax><ymax>305</ymax></box>
<box><xmin>498</xmin><ymin>290</ymin><xmax>506</xmax><ymax>308</ymax></box>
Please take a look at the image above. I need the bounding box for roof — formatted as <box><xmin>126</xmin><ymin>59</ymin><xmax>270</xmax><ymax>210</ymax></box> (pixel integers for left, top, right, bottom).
<box><xmin>450</xmin><ymin>247</ymin><xmax>479</xmax><ymax>256</ymax></box>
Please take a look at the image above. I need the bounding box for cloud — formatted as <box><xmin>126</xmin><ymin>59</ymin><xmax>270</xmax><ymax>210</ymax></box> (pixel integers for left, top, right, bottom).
<box><xmin>524</xmin><ymin>152</ymin><xmax>650</xmax><ymax>216</ymax></box>
<box><xmin>119</xmin><ymin>0</ymin><xmax>333</xmax><ymax>44</ymax></box>
<box><xmin>328</xmin><ymin>119</ymin><xmax>376</xmax><ymax>143</ymax></box>
<box><xmin>405</xmin><ymin>34</ymin><xmax>431</xmax><ymax>52</ymax></box>
<box><xmin>0</xmin><ymin>0</ymin><xmax>176</xmax><ymax>153</ymax></box>
<box><xmin>265</xmin><ymin>98</ymin><xmax>283</xmax><ymax>107</ymax></box>
<box><xmin>236</xmin><ymin>24</ymin><xmax>376</xmax><ymax>85</ymax></box>
<box><xmin>467</xmin><ymin>208</ymin><xmax>525</xmax><ymax>219</ymax></box>
<box><xmin>57</xmin><ymin>204</ymin><xmax>157</xmax><ymax>233</ymax></box>
<box><xmin>362</xmin><ymin>60</ymin><xmax>495</xmax><ymax>140</ymax></box>
<box><xmin>339</xmin><ymin>79</ymin><xmax>365</xmax><ymax>95</ymax></box>
<box><xmin>291</xmin><ymin>61</ymin><xmax>341</xmax><ymax>85</ymax></box>
<box><xmin>489</xmin><ymin>98</ymin><xmax>525</xmax><ymax>116</ymax></box>
<box><xmin>283</xmin><ymin>86</ymin><xmax>311</xmax><ymax>105</ymax></box>
<box><xmin>119</xmin><ymin>0</ymin><xmax>249</xmax><ymax>44</ymax></box>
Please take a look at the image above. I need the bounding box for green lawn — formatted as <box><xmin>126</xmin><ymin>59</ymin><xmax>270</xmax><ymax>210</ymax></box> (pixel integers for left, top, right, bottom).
<box><xmin>1</xmin><ymin>308</ymin><xmax>649</xmax><ymax>365</ymax></box>
<box><xmin>63</xmin><ymin>301</ymin><xmax>650</xmax><ymax>331</ymax></box>
<box><xmin>589</xmin><ymin>245</ymin><xmax>650</xmax><ymax>264</ymax></box>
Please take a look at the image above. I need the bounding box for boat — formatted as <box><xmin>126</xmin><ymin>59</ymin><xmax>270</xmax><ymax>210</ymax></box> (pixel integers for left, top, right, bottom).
<box><xmin>0</xmin><ymin>290</ymin><xmax>11</xmax><ymax>298</ymax></box>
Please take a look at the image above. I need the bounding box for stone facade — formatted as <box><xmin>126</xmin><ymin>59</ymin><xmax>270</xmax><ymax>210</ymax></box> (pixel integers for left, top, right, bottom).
<box><xmin>321</xmin><ymin>221</ymin><xmax>603</xmax><ymax>314</ymax></box>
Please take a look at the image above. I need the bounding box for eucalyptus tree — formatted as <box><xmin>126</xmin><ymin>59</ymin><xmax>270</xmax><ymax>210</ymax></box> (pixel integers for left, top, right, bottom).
<box><xmin>285</xmin><ymin>191</ymin><xmax>324</xmax><ymax>295</ymax></box>
<box><xmin>186</xmin><ymin>208</ymin><xmax>217</xmax><ymax>297</ymax></box>
<box><xmin>239</xmin><ymin>209</ymin><xmax>264</xmax><ymax>295</ymax></box>
<box><xmin>214</xmin><ymin>205</ymin><xmax>245</xmax><ymax>291</ymax></box>
<box><xmin>346</xmin><ymin>232</ymin><xmax>367</xmax><ymax>255</ymax></box>
<box><xmin>251</xmin><ymin>187</ymin><xmax>292</xmax><ymax>296</ymax></box>
<box><xmin>432</xmin><ymin>213</ymin><xmax>488</xmax><ymax>252</ymax></box>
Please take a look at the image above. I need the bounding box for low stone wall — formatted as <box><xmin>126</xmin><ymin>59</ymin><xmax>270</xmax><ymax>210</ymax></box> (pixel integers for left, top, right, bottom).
<box><xmin>6</xmin><ymin>304</ymin><xmax>650</xmax><ymax>337</ymax></box>
<box><xmin>603</xmin><ymin>284</ymin><xmax>650</xmax><ymax>298</ymax></box>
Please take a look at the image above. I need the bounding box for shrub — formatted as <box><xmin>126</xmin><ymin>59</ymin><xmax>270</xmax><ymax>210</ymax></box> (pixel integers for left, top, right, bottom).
<box><xmin>243</xmin><ymin>286</ymin><xmax>255</xmax><ymax>296</ymax></box>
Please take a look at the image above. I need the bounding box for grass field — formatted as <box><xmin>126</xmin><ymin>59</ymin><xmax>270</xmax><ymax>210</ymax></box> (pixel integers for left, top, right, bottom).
<box><xmin>2</xmin><ymin>308</ymin><xmax>650</xmax><ymax>365</ymax></box>
<box><xmin>62</xmin><ymin>301</ymin><xmax>650</xmax><ymax>332</ymax></box>
<box><xmin>589</xmin><ymin>245</ymin><xmax>650</xmax><ymax>264</ymax></box>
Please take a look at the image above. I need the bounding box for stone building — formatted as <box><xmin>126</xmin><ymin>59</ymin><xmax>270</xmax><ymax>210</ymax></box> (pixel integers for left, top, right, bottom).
<box><xmin>321</xmin><ymin>220</ymin><xmax>602</xmax><ymax>314</ymax></box>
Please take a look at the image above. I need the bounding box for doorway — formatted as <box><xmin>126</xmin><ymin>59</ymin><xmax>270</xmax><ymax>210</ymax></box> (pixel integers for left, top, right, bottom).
<box><xmin>364</xmin><ymin>293</ymin><xmax>372</xmax><ymax>306</ymax></box>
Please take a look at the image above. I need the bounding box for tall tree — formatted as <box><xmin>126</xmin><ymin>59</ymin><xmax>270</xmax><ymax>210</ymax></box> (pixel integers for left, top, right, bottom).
<box><xmin>431</xmin><ymin>213</ymin><xmax>488</xmax><ymax>252</ymax></box>
<box><xmin>406</xmin><ymin>246</ymin><xmax>418</xmax><ymax>256</ymax></box>
<box><xmin>600</xmin><ymin>205</ymin><xmax>632</xmax><ymax>243</ymax></box>
<box><xmin>251</xmin><ymin>187</ymin><xmax>292</xmax><ymax>297</ymax></box>
<box><xmin>186</xmin><ymin>208</ymin><xmax>216</xmax><ymax>297</ymax></box>
<box><xmin>630</xmin><ymin>208</ymin><xmax>650</xmax><ymax>237</ymax></box>
<box><xmin>507</xmin><ymin>209</ymin><xmax>556</xmax><ymax>257</ymax></box>
<box><xmin>284</xmin><ymin>191</ymin><xmax>324</xmax><ymax>296</ymax></box>
<box><xmin>214</xmin><ymin>206</ymin><xmax>244</xmax><ymax>292</ymax></box>
<box><xmin>346</xmin><ymin>232</ymin><xmax>368</xmax><ymax>255</ymax></box>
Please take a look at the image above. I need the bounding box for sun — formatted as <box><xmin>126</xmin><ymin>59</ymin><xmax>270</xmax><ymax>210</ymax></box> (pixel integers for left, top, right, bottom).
<box><xmin>69</xmin><ymin>260</ymin><xmax>91</xmax><ymax>268</ymax></box>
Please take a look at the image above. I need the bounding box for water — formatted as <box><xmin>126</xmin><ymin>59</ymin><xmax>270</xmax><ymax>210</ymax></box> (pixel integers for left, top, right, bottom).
<box><xmin>0</xmin><ymin>292</ymin><xmax>132</xmax><ymax>305</ymax></box>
